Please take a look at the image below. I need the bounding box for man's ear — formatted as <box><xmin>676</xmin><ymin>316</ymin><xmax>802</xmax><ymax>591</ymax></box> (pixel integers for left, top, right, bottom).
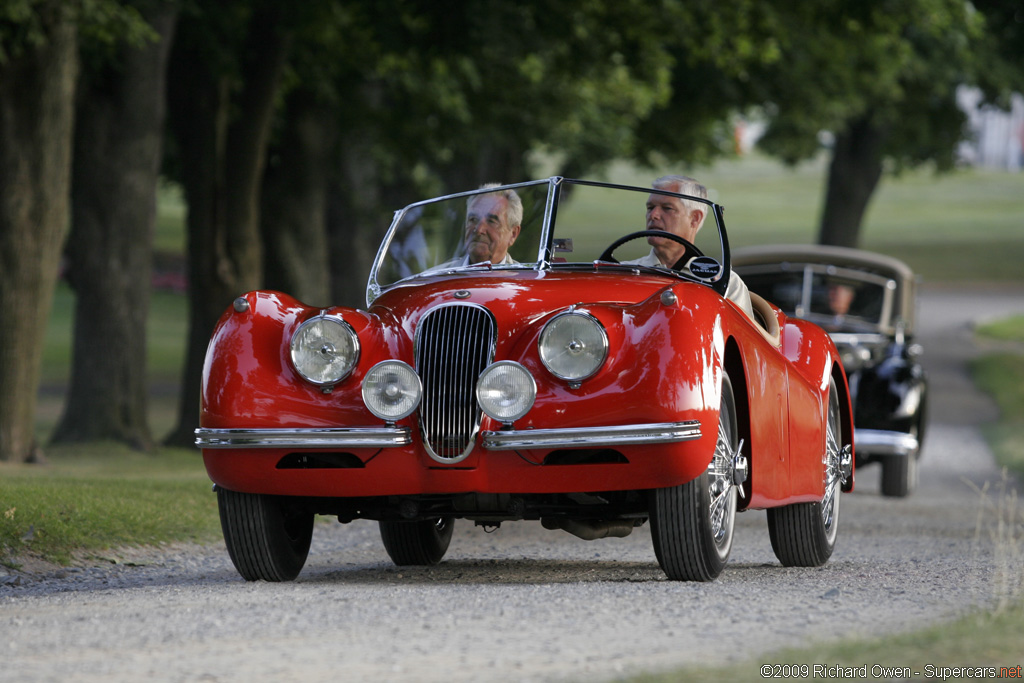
<box><xmin>689</xmin><ymin>209</ymin><xmax>704</xmax><ymax>232</ymax></box>
<box><xmin>509</xmin><ymin>224</ymin><xmax>521</xmax><ymax>245</ymax></box>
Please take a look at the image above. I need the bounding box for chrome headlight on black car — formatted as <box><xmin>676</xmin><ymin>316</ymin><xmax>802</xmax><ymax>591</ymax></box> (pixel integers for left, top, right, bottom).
<box><xmin>290</xmin><ymin>315</ymin><xmax>360</xmax><ymax>386</ymax></box>
<box><xmin>538</xmin><ymin>310</ymin><xmax>608</xmax><ymax>382</ymax></box>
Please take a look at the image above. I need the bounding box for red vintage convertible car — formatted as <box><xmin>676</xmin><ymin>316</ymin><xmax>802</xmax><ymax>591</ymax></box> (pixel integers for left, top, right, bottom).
<box><xmin>196</xmin><ymin>177</ymin><xmax>854</xmax><ymax>582</ymax></box>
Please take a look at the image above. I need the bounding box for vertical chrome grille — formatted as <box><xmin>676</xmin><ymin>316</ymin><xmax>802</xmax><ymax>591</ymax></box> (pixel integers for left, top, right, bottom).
<box><xmin>415</xmin><ymin>304</ymin><xmax>496</xmax><ymax>463</ymax></box>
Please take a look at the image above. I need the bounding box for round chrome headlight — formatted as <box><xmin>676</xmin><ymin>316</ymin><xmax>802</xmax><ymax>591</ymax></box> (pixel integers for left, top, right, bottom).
<box><xmin>362</xmin><ymin>361</ymin><xmax>422</xmax><ymax>421</ymax></box>
<box><xmin>290</xmin><ymin>315</ymin><xmax>360</xmax><ymax>386</ymax></box>
<box><xmin>538</xmin><ymin>311</ymin><xmax>608</xmax><ymax>381</ymax></box>
<box><xmin>476</xmin><ymin>361</ymin><xmax>536</xmax><ymax>423</ymax></box>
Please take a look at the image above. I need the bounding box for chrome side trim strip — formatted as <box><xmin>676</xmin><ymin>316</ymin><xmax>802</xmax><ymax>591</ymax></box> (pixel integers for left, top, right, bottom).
<box><xmin>482</xmin><ymin>421</ymin><xmax>702</xmax><ymax>451</ymax></box>
<box><xmin>195</xmin><ymin>427</ymin><xmax>411</xmax><ymax>449</ymax></box>
<box><xmin>853</xmin><ymin>428</ymin><xmax>919</xmax><ymax>457</ymax></box>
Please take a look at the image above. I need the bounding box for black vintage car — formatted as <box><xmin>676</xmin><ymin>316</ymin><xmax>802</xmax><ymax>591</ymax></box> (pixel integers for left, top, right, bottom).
<box><xmin>733</xmin><ymin>245</ymin><xmax>927</xmax><ymax>497</ymax></box>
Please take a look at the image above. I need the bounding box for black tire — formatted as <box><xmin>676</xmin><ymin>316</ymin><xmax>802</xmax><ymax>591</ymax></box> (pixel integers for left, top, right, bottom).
<box><xmin>767</xmin><ymin>378</ymin><xmax>842</xmax><ymax>567</ymax></box>
<box><xmin>379</xmin><ymin>517</ymin><xmax>454</xmax><ymax>566</ymax></box>
<box><xmin>217</xmin><ymin>488</ymin><xmax>314</xmax><ymax>582</ymax></box>
<box><xmin>650</xmin><ymin>372</ymin><xmax>739</xmax><ymax>581</ymax></box>
<box><xmin>880</xmin><ymin>453</ymin><xmax>915</xmax><ymax>497</ymax></box>
<box><xmin>880</xmin><ymin>425</ymin><xmax>919</xmax><ymax>498</ymax></box>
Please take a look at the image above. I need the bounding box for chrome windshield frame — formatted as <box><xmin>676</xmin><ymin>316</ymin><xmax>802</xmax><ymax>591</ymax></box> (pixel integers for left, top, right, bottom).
<box><xmin>366</xmin><ymin>177</ymin><xmax>732</xmax><ymax>305</ymax></box>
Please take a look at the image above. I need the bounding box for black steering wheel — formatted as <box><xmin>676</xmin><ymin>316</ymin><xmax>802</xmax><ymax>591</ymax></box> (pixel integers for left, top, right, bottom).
<box><xmin>597</xmin><ymin>230</ymin><xmax>704</xmax><ymax>271</ymax></box>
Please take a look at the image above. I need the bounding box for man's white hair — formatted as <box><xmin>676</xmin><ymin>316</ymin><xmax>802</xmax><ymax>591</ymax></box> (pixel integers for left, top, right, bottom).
<box><xmin>652</xmin><ymin>175</ymin><xmax>708</xmax><ymax>228</ymax></box>
<box><xmin>469</xmin><ymin>183</ymin><xmax>523</xmax><ymax>229</ymax></box>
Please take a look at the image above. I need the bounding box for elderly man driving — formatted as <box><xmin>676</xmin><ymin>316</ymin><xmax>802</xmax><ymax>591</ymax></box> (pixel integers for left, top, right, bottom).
<box><xmin>627</xmin><ymin>175</ymin><xmax>753</xmax><ymax>319</ymax></box>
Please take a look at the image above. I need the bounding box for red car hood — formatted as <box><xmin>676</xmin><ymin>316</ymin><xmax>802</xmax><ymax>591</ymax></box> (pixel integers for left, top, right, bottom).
<box><xmin>369</xmin><ymin>269</ymin><xmax>683</xmax><ymax>324</ymax></box>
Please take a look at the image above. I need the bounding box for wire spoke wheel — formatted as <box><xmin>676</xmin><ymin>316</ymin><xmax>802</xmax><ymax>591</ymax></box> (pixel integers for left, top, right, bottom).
<box><xmin>768</xmin><ymin>377</ymin><xmax>844</xmax><ymax>567</ymax></box>
<box><xmin>821</xmin><ymin>384</ymin><xmax>843</xmax><ymax>544</ymax></box>
<box><xmin>708</xmin><ymin>394</ymin><xmax>739</xmax><ymax>549</ymax></box>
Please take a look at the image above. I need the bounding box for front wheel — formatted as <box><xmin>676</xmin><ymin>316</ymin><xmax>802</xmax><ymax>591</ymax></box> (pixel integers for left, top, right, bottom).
<box><xmin>650</xmin><ymin>371</ymin><xmax>741</xmax><ymax>581</ymax></box>
<box><xmin>379</xmin><ymin>517</ymin><xmax>455</xmax><ymax>566</ymax></box>
<box><xmin>217</xmin><ymin>488</ymin><xmax>314</xmax><ymax>581</ymax></box>
<box><xmin>767</xmin><ymin>377</ymin><xmax>844</xmax><ymax>566</ymax></box>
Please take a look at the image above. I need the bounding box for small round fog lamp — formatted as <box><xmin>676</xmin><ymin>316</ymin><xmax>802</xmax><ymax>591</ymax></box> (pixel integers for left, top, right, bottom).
<box><xmin>476</xmin><ymin>361</ymin><xmax>536</xmax><ymax>423</ymax></box>
<box><xmin>362</xmin><ymin>361</ymin><xmax>422</xmax><ymax>421</ymax></box>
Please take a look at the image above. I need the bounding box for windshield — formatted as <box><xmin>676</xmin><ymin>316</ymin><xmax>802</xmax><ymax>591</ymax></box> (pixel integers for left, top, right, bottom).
<box><xmin>368</xmin><ymin>177</ymin><xmax>729</xmax><ymax>303</ymax></box>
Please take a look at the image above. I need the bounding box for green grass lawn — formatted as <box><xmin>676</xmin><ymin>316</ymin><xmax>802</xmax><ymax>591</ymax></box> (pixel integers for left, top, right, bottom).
<box><xmin>972</xmin><ymin>316</ymin><xmax>1024</xmax><ymax>478</ymax></box>
<box><xmin>628</xmin><ymin>604</ymin><xmax>1024</xmax><ymax>682</ymax></box>
<box><xmin>5</xmin><ymin>156</ymin><xmax>1022</xmax><ymax>673</ymax></box>
<box><xmin>1</xmin><ymin>444</ymin><xmax>219</xmax><ymax>568</ymax></box>
<box><xmin>561</xmin><ymin>152</ymin><xmax>1024</xmax><ymax>282</ymax></box>
<box><xmin>155</xmin><ymin>180</ymin><xmax>187</xmax><ymax>253</ymax></box>
<box><xmin>699</xmin><ymin>155</ymin><xmax>1021</xmax><ymax>281</ymax></box>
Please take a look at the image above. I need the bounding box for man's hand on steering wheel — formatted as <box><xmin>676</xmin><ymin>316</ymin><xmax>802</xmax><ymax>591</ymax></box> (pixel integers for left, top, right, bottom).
<box><xmin>597</xmin><ymin>230</ymin><xmax>704</xmax><ymax>271</ymax></box>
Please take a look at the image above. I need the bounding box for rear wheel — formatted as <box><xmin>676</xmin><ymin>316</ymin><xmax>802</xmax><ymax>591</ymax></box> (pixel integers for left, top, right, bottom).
<box><xmin>650</xmin><ymin>372</ymin><xmax>740</xmax><ymax>581</ymax></box>
<box><xmin>880</xmin><ymin>425</ymin><xmax>919</xmax><ymax>497</ymax></box>
<box><xmin>767</xmin><ymin>377</ymin><xmax>843</xmax><ymax>566</ymax></box>
<box><xmin>217</xmin><ymin>488</ymin><xmax>314</xmax><ymax>581</ymax></box>
<box><xmin>379</xmin><ymin>517</ymin><xmax>455</xmax><ymax>566</ymax></box>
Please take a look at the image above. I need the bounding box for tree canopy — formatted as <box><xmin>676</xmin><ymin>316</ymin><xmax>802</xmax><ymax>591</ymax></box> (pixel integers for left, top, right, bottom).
<box><xmin>2</xmin><ymin>0</ymin><xmax>1022</xmax><ymax>460</ymax></box>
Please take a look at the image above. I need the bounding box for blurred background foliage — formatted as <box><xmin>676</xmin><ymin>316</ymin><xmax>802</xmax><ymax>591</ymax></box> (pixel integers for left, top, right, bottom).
<box><xmin>1</xmin><ymin>0</ymin><xmax>1023</xmax><ymax>461</ymax></box>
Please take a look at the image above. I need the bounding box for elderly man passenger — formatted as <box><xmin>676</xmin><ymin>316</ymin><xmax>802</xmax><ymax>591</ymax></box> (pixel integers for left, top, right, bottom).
<box><xmin>462</xmin><ymin>183</ymin><xmax>522</xmax><ymax>265</ymax></box>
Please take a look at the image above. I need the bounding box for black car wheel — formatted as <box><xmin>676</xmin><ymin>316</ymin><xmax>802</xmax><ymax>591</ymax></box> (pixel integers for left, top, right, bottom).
<box><xmin>217</xmin><ymin>487</ymin><xmax>314</xmax><ymax>581</ymax></box>
<box><xmin>880</xmin><ymin>424</ymin><xmax>920</xmax><ymax>497</ymax></box>
<box><xmin>379</xmin><ymin>517</ymin><xmax>455</xmax><ymax>566</ymax></box>
<box><xmin>767</xmin><ymin>377</ymin><xmax>843</xmax><ymax>566</ymax></box>
<box><xmin>650</xmin><ymin>371</ymin><xmax>739</xmax><ymax>581</ymax></box>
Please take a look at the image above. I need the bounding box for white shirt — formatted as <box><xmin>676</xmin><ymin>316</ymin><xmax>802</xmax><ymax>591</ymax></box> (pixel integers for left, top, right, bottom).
<box><xmin>425</xmin><ymin>252</ymin><xmax>518</xmax><ymax>273</ymax></box>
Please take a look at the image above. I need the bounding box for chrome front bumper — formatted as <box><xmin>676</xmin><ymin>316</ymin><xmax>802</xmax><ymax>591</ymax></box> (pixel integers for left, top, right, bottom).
<box><xmin>195</xmin><ymin>427</ymin><xmax>411</xmax><ymax>449</ymax></box>
<box><xmin>854</xmin><ymin>428</ymin><xmax>919</xmax><ymax>457</ymax></box>
<box><xmin>196</xmin><ymin>420</ymin><xmax>702</xmax><ymax>452</ymax></box>
<box><xmin>481</xmin><ymin>421</ymin><xmax>702</xmax><ymax>451</ymax></box>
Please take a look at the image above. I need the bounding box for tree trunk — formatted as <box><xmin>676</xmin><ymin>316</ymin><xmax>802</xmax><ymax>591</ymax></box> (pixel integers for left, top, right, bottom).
<box><xmin>0</xmin><ymin>17</ymin><xmax>78</xmax><ymax>463</ymax></box>
<box><xmin>327</xmin><ymin>134</ymin><xmax>397</xmax><ymax>309</ymax></box>
<box><xmin>261</xmin><ymin>91</ymin><xmax>336</xmax><ymax>308</ymax></box>
<box><xmin>52</xmin><ymin>4</ymin><xmax>178</xmax><ymax>450</ymax></box>
<box><xmin>164</xmin><ymin>7</ymin><xmax>292</xmax><ymax>447</ymax></box>
<box><xmin>817</xmin><ymin>116</ymin><xmax>887</xmax><ymax>248</ymax></box>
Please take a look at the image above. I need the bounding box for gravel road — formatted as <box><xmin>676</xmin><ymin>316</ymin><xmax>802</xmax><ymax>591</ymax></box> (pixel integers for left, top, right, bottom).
<box><xmin>3</xmin><ymin>285</ymin><xmax>1023</xmax><ymax>683</ymax></box>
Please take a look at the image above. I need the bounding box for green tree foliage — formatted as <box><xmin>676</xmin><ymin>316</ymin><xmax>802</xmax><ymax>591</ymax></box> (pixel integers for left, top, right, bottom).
<box><xmin>1</xmin><ymin>0</ymin><xmax>153</xmax><ymax>63</ymax></box>
<box><xmin>629</xmin><ymin>0</ymin><xmax>786</xmax><ymax>167</ymax></box>
<box><xmin>971</xmin><ymin>0</ymin><xmax>1024</xmax><ymax>101</ymax></box>
<box><xmin>262</xmin><ymin>0</ymin><xmax>683</xmax><ymax>307</ymax></box>
<box><xmin>6</xmin><ymin>0</ymin><xmax>1024</xmax><ymax>456</ymax></box>
<box><xmin>733</xmin><ymin>0</ymin><xmax>990</xmax><ymax>245</ymax></box>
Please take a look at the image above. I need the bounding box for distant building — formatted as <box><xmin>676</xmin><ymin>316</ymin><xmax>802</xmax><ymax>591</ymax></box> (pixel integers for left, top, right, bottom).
<box><xmin>957</xmin><ymin>86</ymin><xmax>1024</xmax><ymax>171</ymax></box>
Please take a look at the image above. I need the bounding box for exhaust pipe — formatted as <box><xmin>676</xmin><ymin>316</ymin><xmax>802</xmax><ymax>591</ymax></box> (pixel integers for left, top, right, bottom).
<box><xmin>542</xmin><ymin>517</ymin><xmax>635</xmax><ymax>540</ymax></box>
